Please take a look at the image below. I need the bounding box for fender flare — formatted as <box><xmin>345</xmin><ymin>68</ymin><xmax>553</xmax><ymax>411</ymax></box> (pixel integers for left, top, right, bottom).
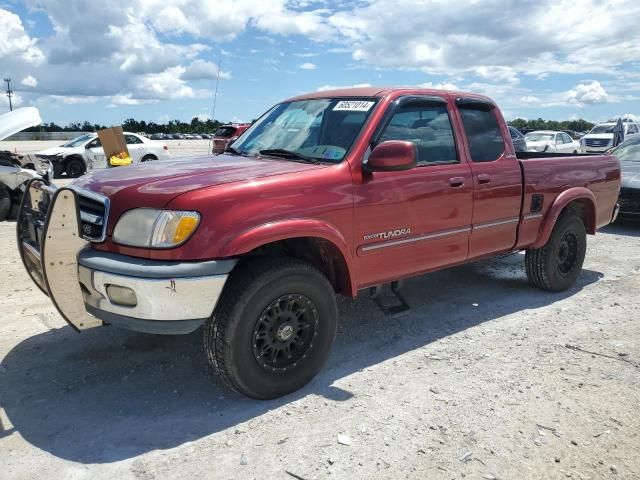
<box><xmin>531</xmin><ymin>187</ymin><xmax>596</xmax><ymax>249</ymax></box>
<box><xmin>219</xmin><ymin>218</ymin><xmax>357</xmax><ymax>297</ymax></box>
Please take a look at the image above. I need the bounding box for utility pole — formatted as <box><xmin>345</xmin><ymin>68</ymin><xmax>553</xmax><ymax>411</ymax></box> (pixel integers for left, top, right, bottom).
<box><xmin>4</xmin><ymin>78</ymin><xmax>13</xmax><ymax>111</ymax></box>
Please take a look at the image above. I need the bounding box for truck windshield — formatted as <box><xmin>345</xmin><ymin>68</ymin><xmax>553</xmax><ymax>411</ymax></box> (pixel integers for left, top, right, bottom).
<box><xmin>589</xmin><ymin>125</ymin><xmax>615</xmax><ymax>134</ymax></box>
<box><xmin>215</xmin><ymin>126</ymin><xmax>237</xmax><ymax>138</ymax></box>
<box><xmin>610</xmin><ymin>139</ymin><xmax>640</xmax><ymax>161</ymax></box>
<box><xmin>230</xmin><ymin>98</ymin><xmax>378</xmax><ymax>163</ymax></box>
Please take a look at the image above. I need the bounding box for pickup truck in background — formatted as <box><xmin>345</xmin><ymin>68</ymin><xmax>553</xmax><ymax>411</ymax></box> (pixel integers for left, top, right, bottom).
<box><xmin>17</xmin><ymin>87</ymin><xmax>620</xmax><ymax>399</ymax></box>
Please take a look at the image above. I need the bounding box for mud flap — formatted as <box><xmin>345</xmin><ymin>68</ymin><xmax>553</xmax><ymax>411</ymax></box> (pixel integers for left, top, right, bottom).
<box><xmin>17</xmin><ymin>180</ymin><xmax>101</xmax><ymax>331</ymax></box>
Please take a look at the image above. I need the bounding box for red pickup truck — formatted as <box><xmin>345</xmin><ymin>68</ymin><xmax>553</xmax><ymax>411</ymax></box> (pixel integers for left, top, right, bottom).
<box><xmin>17</xmin><ymin>87</ymin><xmax>620</xmax><ymax>399</ymax></box>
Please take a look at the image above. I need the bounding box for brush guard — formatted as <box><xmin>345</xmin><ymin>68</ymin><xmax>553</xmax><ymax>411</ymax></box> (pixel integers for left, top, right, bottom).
<box><xmin>17</xmin><ymin>179</ymin><xmax>101</xmax><ymax>331</ymax></box>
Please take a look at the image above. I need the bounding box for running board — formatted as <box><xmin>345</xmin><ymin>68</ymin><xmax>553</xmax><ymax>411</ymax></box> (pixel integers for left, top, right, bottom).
<box><xmin>369</xmin><ymin>281</ymin><xmax>410</xmax><ymax>317</ymax></box>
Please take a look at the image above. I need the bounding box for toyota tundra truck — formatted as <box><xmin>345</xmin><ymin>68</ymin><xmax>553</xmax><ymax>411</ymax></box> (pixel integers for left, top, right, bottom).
<box><xmin>16</xmin><ymin>87</ymin><xmax>621</xmax><ymax>399</ymax></box>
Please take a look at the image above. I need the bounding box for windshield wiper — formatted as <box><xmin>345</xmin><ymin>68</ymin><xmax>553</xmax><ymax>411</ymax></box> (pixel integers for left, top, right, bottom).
<box><xmin>259</xmin><ymin>148</ymin><xmax>321</xmax><ymax>165</ymax></box>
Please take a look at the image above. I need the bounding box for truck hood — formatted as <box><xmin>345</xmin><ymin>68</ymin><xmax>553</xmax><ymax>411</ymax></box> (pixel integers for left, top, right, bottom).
<box><xmin>621</xmin><ymin>161</ymin><xmax>640</xmax><ymax>188</ymax></box>
<box><xmin>583</xmin><ymin>133</ymin><xmax>613</xmax><ymax>140</ymax></box>
<box><xmin>0</xmin><ymin>107</ymin><xmax>42</xmax><ymax>141</ymax></box>
<box><xmin>71</xmin><ymin>154</ymin><xmax>326</xmax><ymax>206</ymax></box>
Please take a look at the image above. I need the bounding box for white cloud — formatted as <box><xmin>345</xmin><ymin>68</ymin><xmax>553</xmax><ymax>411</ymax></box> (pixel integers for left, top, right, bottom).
<box><xmin>566</xmin><ymin>81</ymin><xmax>609</xmax><ymax>106</ymax></box>
<box><xmin>0</xmin><ymin>8</ymin><xmax>44</xmax><ymax>64</ymax></box>
<box><xmin>110</xmin><ymin>94</ymin><xmax>156</xmax><ymax>105</ymax></box>
<box><xmin>417</xmin><ymin>81</ymin><xmax>459</xmax><ymax>90</ymax></box>
<box><xmin>520</xmin><ymin>95</ymin><xmax>540</xmax><ymax>104</ymax></box>
<box><xmin>294</xmin><ymin>52</ymin><xmax>318</xmax><ymax>58</ymax></box>
<box><xmin>182</xmin><ymin>59</ymin><xmax>231</xmax><ymax>81</ymax></box>
<box><xmin>299</xmin><ymin>62</ymin><xmax>317</xmax><ymax>70</ymax></box>
<box><xmin>134</xmin><ymin>66</ymin><xmax>197</xmax><ymax>100</ymax></box>
<box><xmin>328</xmin><ymin>0</ymin><xmax>640</xmax><ymax>79</ymax></box>
<box><xmin>0</xmin><ymin>91</ymin><xmax>23</xmax><ymax>107</ymax></box>
<box><xmin>21</xmin><ymin>75</ymin><xmax>38</xmax><ymax>87</ymax></box>
<box><xmin>317</xmin><ymin>83</ymin><xmax>372</xmax><ymax>91</ymax></box>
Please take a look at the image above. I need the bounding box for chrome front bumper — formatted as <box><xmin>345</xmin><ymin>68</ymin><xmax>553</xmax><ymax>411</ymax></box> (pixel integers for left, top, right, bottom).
<box><xmin>77</xmin><ymin>251</ymin><xmax>234</xmax><ymax>334</ymax></box>
<box><xmin>17</xmin><ymin>180</ymin><xmax>236</xmax><ymax>334</ymax></box>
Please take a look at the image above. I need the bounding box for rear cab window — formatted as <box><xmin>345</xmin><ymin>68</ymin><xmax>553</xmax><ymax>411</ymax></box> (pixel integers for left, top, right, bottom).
<box><xmin>215</xmin><ymin>127</ymin><xmax>237</xmax><ymax>138</ymax></box>
<box><xmin>458</xmin><ymin>102</ymin><xmax>505</xmax><ymax>162</ymax></box>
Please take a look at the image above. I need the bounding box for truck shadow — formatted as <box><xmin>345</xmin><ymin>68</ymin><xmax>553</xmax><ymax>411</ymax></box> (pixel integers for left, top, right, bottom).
<box><xmin>603</xmin><ymin>220</ymin><xmax>640</xmax><ymax>237</ymax></box>
<box><xmin>0</xmin><ymin>253</ymin><xmax>602</xmax><ymax>463</ymax></box>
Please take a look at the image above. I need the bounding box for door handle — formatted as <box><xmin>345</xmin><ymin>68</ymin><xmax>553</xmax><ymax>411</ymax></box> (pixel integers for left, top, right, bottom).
<box><xmin>449</xmin><ymin>177</ymin><xmax>465</xmax><ymax>188</ymax></box>
<box><xmin>477</xmin><ymin>174</ymin><xmax>491</xmax><ymax>184</ymax></box>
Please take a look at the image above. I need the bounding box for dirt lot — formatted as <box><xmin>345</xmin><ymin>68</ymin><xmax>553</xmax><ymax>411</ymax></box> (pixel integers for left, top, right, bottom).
<box><xmin>0</xmin><ymin>163</ymin><xmax>639</xmax><ymax>479</ymax></box>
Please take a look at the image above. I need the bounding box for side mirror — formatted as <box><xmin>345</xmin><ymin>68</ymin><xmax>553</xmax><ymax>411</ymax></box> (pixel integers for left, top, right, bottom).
<box><xmin>365</xmin><ymin>140</ymin><xmax>417</xmax><ymax>172</ymax></box>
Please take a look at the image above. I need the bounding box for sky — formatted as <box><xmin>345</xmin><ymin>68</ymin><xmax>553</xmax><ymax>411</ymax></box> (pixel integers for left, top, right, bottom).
<box><xmin>1</xmin><ymin>0</ymin><xmax>640</xmax><ymax>127</ymax></box>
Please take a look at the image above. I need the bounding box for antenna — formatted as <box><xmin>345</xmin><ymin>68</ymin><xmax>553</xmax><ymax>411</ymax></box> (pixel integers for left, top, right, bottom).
<box><xmin>208</xmin><ymin>59</ymin><xmax>222</xmax><ymax>154</ymax></box>
<box><xmin>4</xmin><ymin>78</ymin><xmax>12</xmax><ymax>111</ymax></box>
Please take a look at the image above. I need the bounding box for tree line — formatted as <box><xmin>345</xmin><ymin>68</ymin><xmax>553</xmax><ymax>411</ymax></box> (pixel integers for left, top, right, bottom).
<box><xmin>24</xmin><ymin>117</ymin><xmax>226</xmax><ymax>134</ymax></box>
<box><xmin>508</xmin><ymin>118</ymin><xmax>595</xmax><ymax>132</ymax></box>
<box><xmin>22</xmin><ymin>115</ymin><xmax>596</xmax><ymax>135</ymax></box>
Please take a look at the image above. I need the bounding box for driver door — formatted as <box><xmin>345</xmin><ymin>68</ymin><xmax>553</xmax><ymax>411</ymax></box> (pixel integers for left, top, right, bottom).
<box><xmin>353</xmin><ymin>97</ymin><xmax>473</xmax><ymax>287</ymax></box>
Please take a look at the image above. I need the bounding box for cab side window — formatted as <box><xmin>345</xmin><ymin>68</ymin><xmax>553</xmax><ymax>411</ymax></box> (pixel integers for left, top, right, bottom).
<box><xmin>86</xmin><ymin>138</ymin><xmax>102</xmax><ymax>149</ymax></box>
<box><xmin>459</xmin><ymin>107</ymin><xmax>505</xmax><ymax>162</ymax></box>
<box><xmin>378</xmin><ymin>103</ymin><xmax>458</xmax><ymax>166</ymax></box>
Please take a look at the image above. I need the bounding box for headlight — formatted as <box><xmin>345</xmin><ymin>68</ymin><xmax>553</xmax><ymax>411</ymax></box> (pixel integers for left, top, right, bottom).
<box><xmin>113</xmin><ymin>209</ymin><xmax>200</xmax><ymax>248</ymax></box>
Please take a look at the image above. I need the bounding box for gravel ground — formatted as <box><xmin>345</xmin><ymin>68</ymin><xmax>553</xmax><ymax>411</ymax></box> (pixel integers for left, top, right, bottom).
<box><xmin>0</xmin><ymin>153</ymin><xmax>638</xmax><ymax>478</ymax></box>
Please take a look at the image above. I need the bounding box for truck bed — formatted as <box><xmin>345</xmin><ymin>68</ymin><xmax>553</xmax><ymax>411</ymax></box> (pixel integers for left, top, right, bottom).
<box><xmin>515</xmin><ymin>152</ymin><xmax>620</xmax><ymax>249</ymax></box>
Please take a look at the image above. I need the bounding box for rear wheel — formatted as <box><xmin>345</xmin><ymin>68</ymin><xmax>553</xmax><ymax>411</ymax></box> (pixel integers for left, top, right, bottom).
<box><xmin>0</xmin><ymin>184</ymin><xmax>11</xmax><ymax>222</ymax></box>
<box><xmin>525</xmin><ymin>211</ymin><xmax>586</xmax><ymax>292</ymax></box>
<box><xmin>65</xmin><ymin>158</ymin><xmax>85</xmax><ymax>177</ymax></box>
<box><xmin>205</xmin><ymin>257</ymin><xmax>338</xmax><ymax>399</ymax></box>
<box><xmin>140</xmin><ymin>154</ymin><xmax>157</xmax><ymax>162</ymax></box>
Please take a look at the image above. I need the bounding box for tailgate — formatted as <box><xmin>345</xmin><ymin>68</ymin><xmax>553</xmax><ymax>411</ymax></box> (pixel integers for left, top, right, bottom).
<box><xmin>17</xmin><ymin>179</ymin><xmax>102</xmax><ymax>331</ymax></box>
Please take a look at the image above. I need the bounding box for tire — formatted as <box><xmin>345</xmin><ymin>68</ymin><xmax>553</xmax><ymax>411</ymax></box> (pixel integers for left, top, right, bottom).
<box><xmin>65</xmin><ymin>158</ymin><xmax>85</xmax><ymax>177</ymax></box>
<box><xmin>525</xmin><ymin>210</ymin><xmax>587</xmax><ymax>292</ymax></box>
<box><xmin>0</xmin><ymin>184</ymin><xmax>11</xmax><ymax>222</ymax></box>
<box><xmin>205</xmin><ymin>257</ymin><xmax>338</xmax><ymax>399</ymax></box>
<box><xmin>140</xmin><ymin>154</ymin><xmax>157</xmax><ymax>162</ymax></box>
<box><xmin>53</xmin><ymin>162</ymin><xmax>64</xmax><ymax>178</ymax></box>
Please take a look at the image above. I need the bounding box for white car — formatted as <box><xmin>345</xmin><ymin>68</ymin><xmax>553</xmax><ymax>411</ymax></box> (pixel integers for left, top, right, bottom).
<box><xmin>580</xmin><ymin>122</ymin><xmax>640</xmax><ymax>153</ymax></box>
<box><xmin>35</xmin><ymin>132</ymin><xmax>170</xmax><ymax>178</ymax></box>
<box><xmin>0</xmin><ymin>107</ymin><xmax>51</xmax><ymax>221</ymax></box>
<box><xmin>524</xmin><ymin>130</ymin><xmax>581</xmax><ymax>154</ymax></box>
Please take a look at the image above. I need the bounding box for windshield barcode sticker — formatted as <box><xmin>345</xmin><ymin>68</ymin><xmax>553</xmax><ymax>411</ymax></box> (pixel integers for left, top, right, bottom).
<box><xmin>333</xmin><ymin>101</ymin><xmax>375</xmax><ymax>112</ymax></box>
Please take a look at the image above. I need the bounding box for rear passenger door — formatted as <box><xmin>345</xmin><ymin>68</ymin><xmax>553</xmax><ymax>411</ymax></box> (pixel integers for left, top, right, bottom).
<box><xmin>353</xmin><ymin>96</ymin><xmax>473</xmax><ymax>286</ymax></box>
<box><xmin>455</xmin><ymin>99</ymin><xmax>523</xmax><ymax>258</ymax></box>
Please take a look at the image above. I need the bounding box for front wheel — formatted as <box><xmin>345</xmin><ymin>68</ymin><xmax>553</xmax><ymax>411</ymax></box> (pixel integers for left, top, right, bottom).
<box><xmin>205</xmin><ymin>258</ymin><xmax>338</xmax><ymax>399</ymax></box>
<box><xmin>525</xmin><ymin>211</ymin><xmax>586</xmax><ymax>292</ymax></box>
<box><xmin>0</xmin><ymin>184</ymin><xmax>11</xmax><ymax>222</ymax></box>
<box><xmin>65</xmin><ymin>158</ymin><xmax>85</xmax><ymax>177</ymax></box>
<box><xmin>140</xmin><ymin>154</ymin><xmax>157</xmax><ymax>162</ymax></box>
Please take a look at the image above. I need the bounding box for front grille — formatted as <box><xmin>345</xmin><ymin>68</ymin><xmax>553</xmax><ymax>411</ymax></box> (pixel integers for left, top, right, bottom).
<box><xmin>620</xmin><ymin>187</ymin><xmax>640</xmax><ymax>200</ymax></box>
<box><xmin>584</xmin><ymin>138</ymin><xmax>611</xmax><ymax>148</ymax></box>
<box><xmin>76</xmin><ymin>191</ymin><xmax>108</xmax><ymax>242</ymax></box>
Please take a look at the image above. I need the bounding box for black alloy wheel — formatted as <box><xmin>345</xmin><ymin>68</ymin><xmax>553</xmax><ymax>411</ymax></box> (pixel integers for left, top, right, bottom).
<box><xmin>252</xmin><ymin>294</ymin><xmax>319</xmax><ymax>372</ymax></box>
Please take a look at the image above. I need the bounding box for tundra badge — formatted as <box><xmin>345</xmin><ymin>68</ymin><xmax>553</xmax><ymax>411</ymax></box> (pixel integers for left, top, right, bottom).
<box><xmin>363</xmin><ymin>228</ymin><xmax>411</xmax><ymax>241</ymax></box>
